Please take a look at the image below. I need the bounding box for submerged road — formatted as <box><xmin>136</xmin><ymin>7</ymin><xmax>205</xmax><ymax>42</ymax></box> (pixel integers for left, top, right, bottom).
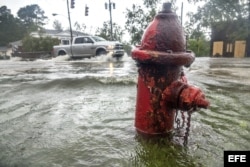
<box><xmin>0</xmin><ymin>56</ymin><xmax>249</xmax><ymax>167</ymax></box>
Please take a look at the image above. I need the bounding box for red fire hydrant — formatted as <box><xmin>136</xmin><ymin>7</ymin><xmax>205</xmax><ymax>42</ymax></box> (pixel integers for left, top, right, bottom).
<box><xmin>132</xmin><ymin>3</ymin><xmax>209</xmax><ymax>136</ymax></box>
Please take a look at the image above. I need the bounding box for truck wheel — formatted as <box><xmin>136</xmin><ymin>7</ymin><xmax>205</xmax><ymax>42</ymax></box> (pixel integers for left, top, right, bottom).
<box><xmin>58</xmin><ymin>51</ymin><xmax>66</xmax><ymax>56</ymax></box>
<box><xmin>96</xmin><ymin>49</ymin><xmax>107</xmax><ymax>56</ymax></box>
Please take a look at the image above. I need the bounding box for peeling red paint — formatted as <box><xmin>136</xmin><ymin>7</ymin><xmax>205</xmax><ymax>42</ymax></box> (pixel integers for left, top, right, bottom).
<box><xmin>132</xmin><ymin>3</ymin><xmax>209</xmax><ymax>135</ymax></box>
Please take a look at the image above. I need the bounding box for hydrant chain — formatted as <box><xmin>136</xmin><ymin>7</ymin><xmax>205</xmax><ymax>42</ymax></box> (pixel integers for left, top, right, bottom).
<box><xmin>183</xmin><ymin>109</ymin><xmax>193</xmax><ymax>146</ymax></box>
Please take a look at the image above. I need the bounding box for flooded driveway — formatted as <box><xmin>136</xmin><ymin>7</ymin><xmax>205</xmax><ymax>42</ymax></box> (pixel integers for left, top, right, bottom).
<box><xmin>0</xmin><ymin>56</ymin><xmax>249</xmax><ymax>167</ymax></box>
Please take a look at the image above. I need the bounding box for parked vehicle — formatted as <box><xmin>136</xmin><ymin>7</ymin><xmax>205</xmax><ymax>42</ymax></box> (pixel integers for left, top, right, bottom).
<box><xmin>53</xmin><ymin>36</ymin><xmax>124</xmax><ymax>58</ymax></box>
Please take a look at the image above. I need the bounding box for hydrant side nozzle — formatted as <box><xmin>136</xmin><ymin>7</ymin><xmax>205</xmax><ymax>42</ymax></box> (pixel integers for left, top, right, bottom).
<box><xmin>162</xmin><ymin>81</ymin><xmax>210</xmax><ymax>111</ymax></box>
<box><xmin>178</xmin><ymin>85</ymin><xmax>210</xmax><ymax>110</ymax></box>
<box><xmin>194</xmin><ymin>93</ymin><xmax>210</xmax><ymax>109</ymax></box>
<box><xmin>162</xmin><ymin>81</ymin><xmax>188</xmax><ymax>109</ymax></box>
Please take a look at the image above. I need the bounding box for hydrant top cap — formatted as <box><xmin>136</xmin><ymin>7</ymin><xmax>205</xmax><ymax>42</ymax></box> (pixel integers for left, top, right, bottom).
<box><xmin>161</xmin><ymin>2</ymin><xmax>172</xmax><ymax>13</ymax></box>
<box><xmin>131</xmin><ymin>2</ymin><xmax>195</xmax><ymax>66</ymax></box>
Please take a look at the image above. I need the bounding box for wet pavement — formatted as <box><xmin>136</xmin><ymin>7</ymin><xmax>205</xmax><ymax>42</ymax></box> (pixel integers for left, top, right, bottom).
<box><xmin>0</xmin><ymin>55</ymin><xmax>249</xmax><ymax>167</ymax></box>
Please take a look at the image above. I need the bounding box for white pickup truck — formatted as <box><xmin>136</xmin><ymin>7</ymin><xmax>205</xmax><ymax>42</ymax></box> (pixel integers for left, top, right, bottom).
<box><xmin>53</xmin><ymin>36</ymin><xmax>124</xmax><ymax>58</ymax></box>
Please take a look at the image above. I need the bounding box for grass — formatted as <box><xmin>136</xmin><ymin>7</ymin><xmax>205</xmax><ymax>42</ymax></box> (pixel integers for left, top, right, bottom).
<box><xmin>130</xmin><ymin>135</ymin><xmax>203</xmax><ymax>167</ymax></box>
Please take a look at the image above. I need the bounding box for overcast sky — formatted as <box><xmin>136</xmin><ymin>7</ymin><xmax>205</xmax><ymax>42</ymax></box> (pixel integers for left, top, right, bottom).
<box><xmin>1</xmin><ymin>0</ymin><xmax>194</xmax><ymax>41</ymax></box>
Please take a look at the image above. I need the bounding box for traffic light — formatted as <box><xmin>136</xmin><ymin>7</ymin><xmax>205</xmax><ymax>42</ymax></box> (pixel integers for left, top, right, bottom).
<box><xmin>85</xmin><ymin>5</ymin><xmax>89</xmax><ymax>16</ymax></box>
<box><xmin>71</xmin><ymin>0</ymin><xmax>75</xmax><ymax>9</ymax></box>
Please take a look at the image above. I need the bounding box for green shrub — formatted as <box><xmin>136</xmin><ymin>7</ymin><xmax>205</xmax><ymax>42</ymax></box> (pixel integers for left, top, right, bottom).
<box><xmin>22</xmin><ymin>36</ymin><xmax>59</xmax><ymax>52</ymax></box>
<box><xmin>187</xmin><ymin>38</ymin><xmax>210</xmax><ymax>57</ymax></box>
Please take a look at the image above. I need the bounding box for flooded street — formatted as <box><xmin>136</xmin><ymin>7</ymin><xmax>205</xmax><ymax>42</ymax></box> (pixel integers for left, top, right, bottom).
<box><xmin>0</xmin><ymin>56</ymin><xmax>250</xmax><ymax>167</ymax></box>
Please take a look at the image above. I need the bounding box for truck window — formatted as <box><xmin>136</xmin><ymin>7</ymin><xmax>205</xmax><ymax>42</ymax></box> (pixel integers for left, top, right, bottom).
<box><xmin>75</xmin><ymin>37</ymin><xmax>93</xmax><ymax>44</ymax></box>
<box><xmin>92</xmin><ymin>36</ymin><xmax>106</xmax><ymax>42</ymax></box>
<box><xmin>75</xmin><ymin>37</ymin><xmax>84</xmax><ymax>44</ymax></box>
<box><xmin>62</xmin><ymin>40</ymin><xmax>70</xmax><ymax>45</ymax></box>
<box><xmin>84</xmin><ymin>37</ymin><xmax>93</xmax><ymax>43</ymax></box>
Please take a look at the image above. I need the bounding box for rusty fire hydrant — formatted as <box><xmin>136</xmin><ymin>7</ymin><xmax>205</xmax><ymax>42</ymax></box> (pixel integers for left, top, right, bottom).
<box><xmin>132</xmin><ymin>3</ymin><xmax>209</xmax><ymax>136</ymax></box>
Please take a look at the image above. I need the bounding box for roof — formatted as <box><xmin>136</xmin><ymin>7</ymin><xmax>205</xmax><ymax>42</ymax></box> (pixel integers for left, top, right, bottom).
<box><xmin>8</xmin><ymin>29</ymin><xmax>90</xmax><ymax>47</ymax></box>
<box><xmin>44</xmin><ymin>29</ymin><xmax>62</xmax><ymax>35</ymax></box>
<box><xmin>56</xmin><ymin>30</ymin><xmax>88</xmax><ymax>36</ymax></box>
<box><xmin>0</xmin><ymin>46</ymin><xmax>8</xmax><ymax>52</ymax></box>
<box><xmin>30</xmin><ymin>29</ymin><xmax>88</xmax><ymax>38</ymax></box>
<box><xmin>9</xmin><ymin>40</ymin><xmax>22</xmax><ymax>46</ymax></box>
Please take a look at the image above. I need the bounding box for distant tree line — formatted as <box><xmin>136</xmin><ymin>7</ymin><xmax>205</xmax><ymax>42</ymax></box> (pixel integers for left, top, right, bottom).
<box><xmin>1</xmin><ymin>0</ymin><xmax>248</xmax><ymax>56</ymax></box>
<box><xmin>0</xmin><ymin>4</ymin><xmax>47</xmax><ymax>46</ymax></box>
<box><xmin>0</xmin><ymin>4</ymin><xmax>128</xmax><ymax>53</ymax></box>
<box><xmin>124</xmin><ymin>0</ymin><xmax>249</xmax><ymax>56</ymax></box>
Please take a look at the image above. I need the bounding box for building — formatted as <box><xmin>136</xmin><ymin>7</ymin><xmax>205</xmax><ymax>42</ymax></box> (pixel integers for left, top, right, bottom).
<box><xmin>7</xmin><ymin>29</ymin><xmax>88</xmax><ymax>56</ymax></box>
<box><xmin>30</xmin><ymin>29</ymin><xmax>87</xmax><ymax>45</ymax></box>
<box><xmin>5</xmin><ymin>29</ymin><xmax>86</xmax><ymax>58</ymax></box>
<box><xmin>211</xmin><ymin>20</ymin><xmax>250</xmax><ymax>58</ymax></box>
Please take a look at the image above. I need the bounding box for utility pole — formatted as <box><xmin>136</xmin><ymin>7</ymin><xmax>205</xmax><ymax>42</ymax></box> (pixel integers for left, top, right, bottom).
<box><xmin>105</xmin><ymin>0</ymin><xmax>115</xmax><ymax>40</ymax></box>
<box><xmin>181</xmin><ymin>2</ymin><xmax>183</xmax><ymax>26</ymax></box>
<box><xmin>109</xmin><ymin>0</ymin><xmax>113</xmax><ymax>40</ymax></box>
<box><xmin>67</xmin><ymin>0</ymin><xmax>73</xmax><ymax>44</ymax></box>
<box><xmin>67</xmin><ymin>0</ymin><xmax>74</xmax><ymax>56</ymax></box>
<box><xmin>248</xmin><ymin>0</ymin><xmax>250</xmax><ymax>57</ymax></box>
<box><xmin>180</xmin><ymin>2</ymin><xmax>187</xmax><ymax>50</ymax></box>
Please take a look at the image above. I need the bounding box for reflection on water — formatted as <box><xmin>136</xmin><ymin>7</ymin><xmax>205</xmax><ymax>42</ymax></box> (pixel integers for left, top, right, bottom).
<box><xmin>0</xmin><ymin>56</ymin><xmax>249</xmax><ymax>167</ymax></box>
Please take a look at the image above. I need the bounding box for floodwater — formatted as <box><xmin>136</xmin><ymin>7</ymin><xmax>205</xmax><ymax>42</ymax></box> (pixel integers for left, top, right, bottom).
<box><xmin>0</xmin><ymin>55</ymin><xmax>249</xmax><ymax>167</ymax></box>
